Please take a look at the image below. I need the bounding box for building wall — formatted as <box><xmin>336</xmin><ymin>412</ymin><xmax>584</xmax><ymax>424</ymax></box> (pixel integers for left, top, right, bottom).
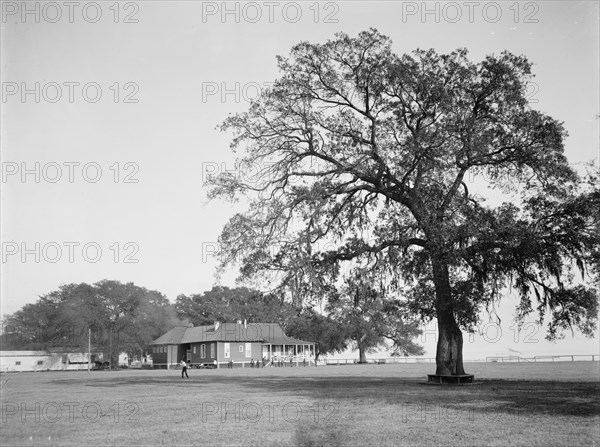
<box><xmin>151</xmin><ymin>345</ymin><xmax>168</xmax><ymax>368</ymax></box>
<box><xmin>217</xmin><ymin>342</ymin><xmax>262</xmax><ymax>364</ymax></box>
<box><xmin>152</xmin><ymin>344</ymin><xmax>187</xmax><ymax>369</ymax></box>
<box><xmin>189</xmin><ymin>342</ymin><xmax>217</xmax><ymax>365</ymax></box>
<box><xmin>152</xmin><ymin>340</ymin><xmax>315</xmax><ymax>368</ymax></box>
<box><xmin>0</xmin><ymin>351</ymin><xmax>48</xmax><ymax>372</ymax></box>
<box><xmin>0</xmin><ymin>351</ymin><xmax>98</xmax><ymax>372</ymax></box>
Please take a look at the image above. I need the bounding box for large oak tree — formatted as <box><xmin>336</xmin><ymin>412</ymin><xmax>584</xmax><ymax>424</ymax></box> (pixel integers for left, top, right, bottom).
<box><xmin>209</xmin><ymin>29</ymin><xmax>599</xmax><ymax>375</ymax></box>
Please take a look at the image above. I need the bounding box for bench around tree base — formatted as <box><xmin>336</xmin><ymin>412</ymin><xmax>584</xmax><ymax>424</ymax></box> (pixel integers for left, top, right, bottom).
<box><xmin>427</xmin><ymin>374</ymin><xmax>475</xmax><ymax>384</ymax></box>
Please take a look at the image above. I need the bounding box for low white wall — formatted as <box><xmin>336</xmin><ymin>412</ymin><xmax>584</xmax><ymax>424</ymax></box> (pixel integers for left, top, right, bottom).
<box><xmin>0</xmin><ymin>351</ymin><xmax>95</xmax><ymax>372</ymax></box>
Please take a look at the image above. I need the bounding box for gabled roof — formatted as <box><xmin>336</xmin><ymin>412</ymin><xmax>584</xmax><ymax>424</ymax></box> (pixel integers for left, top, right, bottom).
<box><xmin>151</xmin><ymin>323</ymin><xmax>313</xmax><ymax>345</ymax></box>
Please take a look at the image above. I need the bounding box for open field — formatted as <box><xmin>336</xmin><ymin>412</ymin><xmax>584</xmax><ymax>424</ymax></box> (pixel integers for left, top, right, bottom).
<box><xmin>1</xmin><ymin>362</ymin><xmax>599</xmax><ymax>446</ymax></box>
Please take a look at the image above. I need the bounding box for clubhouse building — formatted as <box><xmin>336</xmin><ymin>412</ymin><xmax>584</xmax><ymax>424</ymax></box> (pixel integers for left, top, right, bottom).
<box><xmin>150</xmin><ymin>322</ymin><xmax>315</xmax><ymax>368</ymax></box>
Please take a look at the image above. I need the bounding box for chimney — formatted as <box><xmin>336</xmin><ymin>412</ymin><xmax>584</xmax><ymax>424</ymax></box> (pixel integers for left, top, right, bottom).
<box><xmin>214</xmin><ymin>321</ymin><xmax>220</xmax><ymax>331</ymax></box>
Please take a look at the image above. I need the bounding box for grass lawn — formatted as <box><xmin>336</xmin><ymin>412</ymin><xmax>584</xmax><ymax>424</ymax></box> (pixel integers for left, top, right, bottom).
<box><xmin>1</xmin><ymin>361</ymin><xmax>598</xmax><ymax>446</ymax></box>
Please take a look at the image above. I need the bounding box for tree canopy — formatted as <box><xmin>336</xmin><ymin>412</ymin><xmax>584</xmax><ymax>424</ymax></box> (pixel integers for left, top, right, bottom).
<box><xmin>175</xmin><ymin>286</ymin><xmax>298</xmax><ymax>326</ymax></box>
<box><xmin>1</xmin><ymin>280</ymin><xmax>180</xmax><ymax>367</ymax></box>
<box><xmin>209</xmin><ymin>29</ymin><xmax>599</xmax><ymax>375</ymax></box>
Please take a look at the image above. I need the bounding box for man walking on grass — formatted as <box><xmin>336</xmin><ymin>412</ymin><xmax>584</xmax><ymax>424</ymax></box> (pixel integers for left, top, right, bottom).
<box><xmin>180</xmin><ymin>358</ymin><xmax>189</xmax><ymax>379</ymax></box>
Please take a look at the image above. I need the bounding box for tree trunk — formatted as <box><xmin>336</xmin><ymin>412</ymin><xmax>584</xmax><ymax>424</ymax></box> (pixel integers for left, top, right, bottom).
<box><xmin>432</xmin><ymin>258</ymin><xmax>466</xmax><ymax>376</ymax></box>
<box><xmin>357</xmin><ymin>341</ymin><xmax>367</xmax><ymax>363</ymax></box>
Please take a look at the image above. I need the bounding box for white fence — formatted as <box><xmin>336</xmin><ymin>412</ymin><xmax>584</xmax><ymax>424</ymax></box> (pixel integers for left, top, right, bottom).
<box><xmin>320</xmin><ymin>357</ymin><xmax>436</xmax><ymax>365</ymax></box>
<box><xmin>320</xmin><ymin>354</ymin><xmax>598</xmax><ymax>365</ymax></box>
<box><xmin>485</xmin><ymin>354</ymin><xmax>597</xmax><ymax>362</ymax></box>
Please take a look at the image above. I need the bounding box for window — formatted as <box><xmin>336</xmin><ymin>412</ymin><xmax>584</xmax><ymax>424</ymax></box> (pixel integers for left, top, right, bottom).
<box><xmin>239</xmin><ymin>345</ymin><xmax>244</xmax><ymax>353</ymax></box>
<box><xmin>200</xmin><ymin>344</ymin><xmax>205</xmax><ymax>358</ymax></box>
<box><xmin>37</xmin><ymin>360</ymin><xmax>43</xmax><ymax>365</ymax></box>
<box><xmin>245</xmin><ymin>343</ymin><xmax>251</xmax><ymax>358</ymax></box>
<box><xmin>210</xmin><ymin>343</ymin><xmax>214</xmax><ymax>358</ymax></box>
<box><xmin>15</xmin><ymin>361</ymin><xmax>21</xmax><ymax>365</ymax></box>
<box><xmin>193</xmin><ymin>346</ymin><xmax>196</xmax><ymax>354</ymax></box>
<box><xmin>224</xmin><ymin>343</ymin><xmax>230</xmax><ymax>358</ymax></box>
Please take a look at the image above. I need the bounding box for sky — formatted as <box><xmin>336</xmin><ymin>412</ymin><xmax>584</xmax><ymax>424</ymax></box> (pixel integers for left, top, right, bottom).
<box><xmin>1</xmin><ymin>1</ymin><xmax>599</xmax><ymax>359</ymax></box>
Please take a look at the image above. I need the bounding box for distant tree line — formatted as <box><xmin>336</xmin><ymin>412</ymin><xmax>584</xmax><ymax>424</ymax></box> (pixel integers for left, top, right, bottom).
<box><xmin>0</xmin><ymin>280</ymin><xmax>180</xmax><ymax>367</ymax></box>
<box><xmin>1</xmin><ymin>280</ymin><xmax>424</xmax><ymax>365</ymax></box>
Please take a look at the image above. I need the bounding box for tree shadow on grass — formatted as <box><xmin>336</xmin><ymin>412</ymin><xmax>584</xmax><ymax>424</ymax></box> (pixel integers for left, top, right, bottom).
<box><xmin>56</xmin><ymin>373</ymin><xmax>600</xmax><ymax>418</ymax></box>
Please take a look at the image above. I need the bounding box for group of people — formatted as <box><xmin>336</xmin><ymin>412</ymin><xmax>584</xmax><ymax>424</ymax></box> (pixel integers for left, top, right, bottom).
<box><xmin>229</xmin><ymin>357</ymin><xmax>266</xmax><ymax>368</ymax></box>
<box><xmin>272</xmin><ymin>356</ymin><xmax>293</xmax><ymax>367</ymax></box>
<box><xmin>271</xmin><ymin>355</ymin><xmax>311</xmax><ymax>367</ymax></box>
<box><xmin>250</xmin><ymin>358</ymin><xmax>267</xmax><ymax>368</ymax></box>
